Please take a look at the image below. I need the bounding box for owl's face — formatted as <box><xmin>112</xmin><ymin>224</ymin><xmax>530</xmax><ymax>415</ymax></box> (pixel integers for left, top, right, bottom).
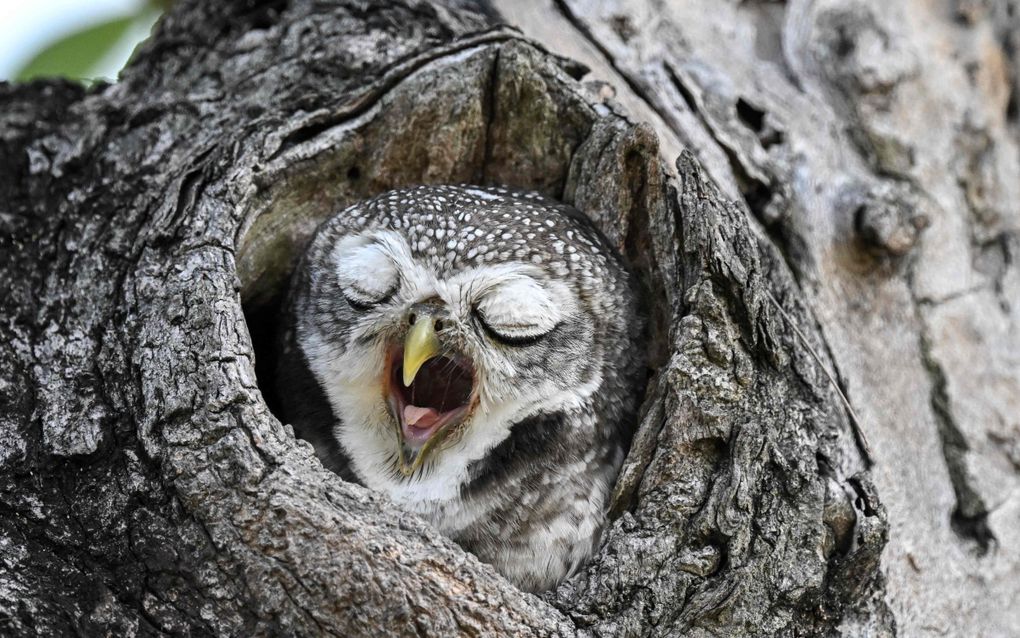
<box><xmin>292</xmin><ymin>187</ymin><xmax>635</xmax><ymax>498</ymax></box>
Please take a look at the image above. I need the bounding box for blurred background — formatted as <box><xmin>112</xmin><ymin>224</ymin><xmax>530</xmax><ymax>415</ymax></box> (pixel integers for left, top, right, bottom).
<box><xmin>0</xmin><ymin>0</ymin><xmax>167</xmax><ymax>83</ymax></box>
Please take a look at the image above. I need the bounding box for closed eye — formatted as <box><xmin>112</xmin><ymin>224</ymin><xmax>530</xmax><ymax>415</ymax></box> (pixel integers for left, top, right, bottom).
<box><xmin>333</xmin><ymin>231</ymin><xmax>401</xmax><ymax>310</ymax></box>
<box><xmin>341</xmin><ymin>280</ymin><xmax>398</xmax><ymax>311</ymax></box>
<box><xmin>473</xmin><ymin>307</ymin><xmax>557</xmax><ymax>346</ymax></box>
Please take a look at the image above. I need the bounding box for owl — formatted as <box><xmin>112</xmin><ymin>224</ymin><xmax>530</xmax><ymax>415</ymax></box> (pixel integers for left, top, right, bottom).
<box><xmin>276</xmin><ymin>185</ymin><xmax>644</xmax><ymax>591</ymax></box>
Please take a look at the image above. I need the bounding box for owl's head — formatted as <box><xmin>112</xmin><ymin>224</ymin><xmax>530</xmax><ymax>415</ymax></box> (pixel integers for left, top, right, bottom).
<box><xmin>285</xmin><ymin>186</ymin><xmax>640</xmax><ymax>495</ymax></box>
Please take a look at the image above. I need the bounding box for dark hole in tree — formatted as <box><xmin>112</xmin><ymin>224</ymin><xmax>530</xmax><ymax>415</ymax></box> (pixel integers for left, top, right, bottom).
<box><xmin>228</xmin><ymin>38</ymin><xmax>677</xmax><ymax>593</ymax></box>
<box><xmin>239</xmin><ymin>176</ymin><xmax>663</xmax><ymax>591</ymax></box>
<box><xmin>950</xmin><ymin>507</ymin><xmax>995</xmax><ymax>556</ymax></box>
<box><xmin>246</xmin><ymin>291</ymin><xmax>287</xmax><ymax>419</ymax></box>
<box><xmin>736</xmin><ymin>97</ymin><xmax>766</xmax><ymax>133</ymax></box>
<box><xmin>736</xmin><ymin>97</ymin><xmax>785</xmax><ymax>148</ymax></box>
<box><xmin>235</xmin><ymin>0</ymin><xmax>290</xmax><ymax>32</ymax></box>
<box><xmin>834</xmin><ymin>25</ymin><xmax>856</xmax><ymax>58</ymax></box>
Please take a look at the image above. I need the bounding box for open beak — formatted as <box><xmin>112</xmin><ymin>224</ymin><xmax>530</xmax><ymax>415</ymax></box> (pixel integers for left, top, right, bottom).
<box><xmin>387</xmin><ymin>312</ymin><xmax>475</xmax><ymax>476</ymax></box>
<box><xmin>403</xmin><ymin>317</ymin><xmax>440</xmax><ymax>387</ymax></box>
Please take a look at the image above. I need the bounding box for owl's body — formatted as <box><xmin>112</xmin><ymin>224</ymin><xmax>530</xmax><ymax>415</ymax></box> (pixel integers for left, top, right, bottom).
<box><xmin>277</xmin><ymin>185</ymin><xmax>643</xmax><ymax>591</ymax></box>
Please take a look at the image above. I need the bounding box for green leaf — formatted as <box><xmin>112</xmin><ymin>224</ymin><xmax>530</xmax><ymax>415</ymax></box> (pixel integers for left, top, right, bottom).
<box><xmin>14</xmin><ymin>15</ymin><xmax>137</xmax><ymax>83</ymax></box>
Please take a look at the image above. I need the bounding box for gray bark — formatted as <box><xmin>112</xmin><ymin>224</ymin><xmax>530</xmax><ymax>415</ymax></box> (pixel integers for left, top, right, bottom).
<box><xmin>0</xmin><ymin>1</ymin><xmax>1016</xmax><ymax>636</ymax></box>
<box><xmin>496</xmin><ymin>2</ymin><xmax>1020</xmax><ymax>635</ymax></box>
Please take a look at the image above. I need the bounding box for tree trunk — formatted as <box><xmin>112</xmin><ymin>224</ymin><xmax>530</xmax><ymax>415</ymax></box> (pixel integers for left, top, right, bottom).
<box><xmin>0</xmin><ymin>0</ymin><xmax>1016</xmax><ymax>636</ymax></box>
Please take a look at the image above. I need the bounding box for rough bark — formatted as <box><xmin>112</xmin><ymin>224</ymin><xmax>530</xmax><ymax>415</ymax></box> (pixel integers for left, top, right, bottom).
<box><xmin>0</xmin><ymin>1</ymin><xmax>1015</xmax><ymax>637</ymax></box>
<box><xmin>495</xmin><ymin>1</ymin><xmax>1020</xmax><ymax>635</ymax></box>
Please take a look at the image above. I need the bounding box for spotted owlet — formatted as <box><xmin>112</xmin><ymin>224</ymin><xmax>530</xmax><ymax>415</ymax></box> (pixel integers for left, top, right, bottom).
<box><xmin>276</xmin><ymin>185</ymin><xmax>644</xmax><ymax>591</ymax></box>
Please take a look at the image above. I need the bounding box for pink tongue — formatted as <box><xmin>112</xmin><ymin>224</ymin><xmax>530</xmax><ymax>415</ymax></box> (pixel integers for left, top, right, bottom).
<box><xmin>404</xmin><ymin>405</ymin><xmax>441</xmax><ymax>429</ymax></box>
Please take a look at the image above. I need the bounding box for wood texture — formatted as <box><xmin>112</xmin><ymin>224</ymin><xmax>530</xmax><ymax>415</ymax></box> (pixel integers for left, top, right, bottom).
<box><xmin>496</xmin><ymin>1</ymin><xmax>1020</xmax><ymax>635</ymax></box>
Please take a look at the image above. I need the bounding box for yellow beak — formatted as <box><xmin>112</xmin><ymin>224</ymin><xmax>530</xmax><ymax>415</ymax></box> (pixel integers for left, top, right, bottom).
<box><xmin>402</xmin><ymin>317</ymin><xmax>440</xmax><ymax>386</ymax></box>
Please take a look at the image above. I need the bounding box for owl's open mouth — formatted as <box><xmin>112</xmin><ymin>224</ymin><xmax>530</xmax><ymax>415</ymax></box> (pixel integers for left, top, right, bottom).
<box><xmin>387</xmin><ymin>350</ymin><xmax>475</xmax><ymax>472</ymax></box>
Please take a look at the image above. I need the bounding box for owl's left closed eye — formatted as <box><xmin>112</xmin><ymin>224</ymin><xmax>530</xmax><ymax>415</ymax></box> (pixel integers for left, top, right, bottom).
<box><xmin>473</xmin><ymin>275</ymin><xmax>566</xmax><ymax>344</ymax></box>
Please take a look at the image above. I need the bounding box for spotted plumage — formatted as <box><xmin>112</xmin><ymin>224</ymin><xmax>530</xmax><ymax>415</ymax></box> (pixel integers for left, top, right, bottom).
<box><xmin>276</xmin><ymin>185</ymin><xmax>644</xmax><ymax>591</ymax></box>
